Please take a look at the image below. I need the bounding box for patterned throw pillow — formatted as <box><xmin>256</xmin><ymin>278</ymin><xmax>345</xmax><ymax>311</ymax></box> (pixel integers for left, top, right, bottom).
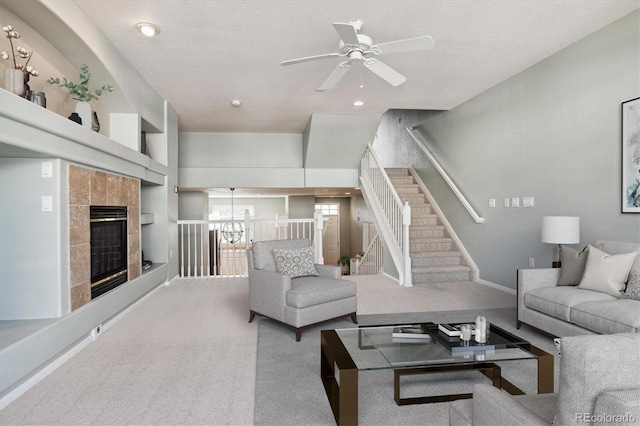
<box><xmin>273</xmin><ymin>246</ymin><xmax>318</xmax><ymax>278</ymax></box>
<box><xmin>623</xmin><ymin>268</ymin><xmax>640</xmax><ymax>300</ymax></box>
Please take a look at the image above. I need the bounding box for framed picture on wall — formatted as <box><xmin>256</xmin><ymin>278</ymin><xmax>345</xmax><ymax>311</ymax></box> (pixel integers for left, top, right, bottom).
<box><xmin>622</xmin><ymin>97</ymin><xmax>640</xmax><ymax>213</ymax></box>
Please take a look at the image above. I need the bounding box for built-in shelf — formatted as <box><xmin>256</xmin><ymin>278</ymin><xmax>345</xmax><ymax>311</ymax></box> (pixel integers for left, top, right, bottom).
<box><xmin>0</xmin><ymin>90</ymin><xmax>167</xmax><ymax>185</ymax></box>
<box><xmin>140</xmin><ymin>213</ymin><xmax>155</xmax><ymax>225</ymax></box>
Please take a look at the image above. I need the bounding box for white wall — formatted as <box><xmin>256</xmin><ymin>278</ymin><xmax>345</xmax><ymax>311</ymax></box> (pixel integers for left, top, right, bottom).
<box><xmin>374</xmin><ymin>11</ymin><xmax>640</xmax><ymax>289</ymax></box>
<box><xmin>0</xmin><ymin>159</ymin><xmax>68</xmax><ymax>319</ymax></box>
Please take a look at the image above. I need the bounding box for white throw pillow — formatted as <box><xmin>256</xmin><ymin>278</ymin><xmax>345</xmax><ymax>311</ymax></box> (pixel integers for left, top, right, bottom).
<box><xmin>577</xmin><ymin>245</ymin><xmax>639</xmax><ymax>297</ymax></box>
<box><xmin>273</xmin><ymin>246</ymin><xmax>318</xmax><ymax>279</ymax></box>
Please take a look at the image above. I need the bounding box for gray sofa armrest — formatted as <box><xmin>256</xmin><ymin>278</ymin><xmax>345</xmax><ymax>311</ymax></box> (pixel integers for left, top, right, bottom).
<box><xmin>315</xmin><ymin>263</ymin><xmax>341</xmax><ymax>279</ymax></box>
<box><xmin>472</xmin><ymin>384</ymin><xmax>549</xmax><ymax>426</ymax></box>
<box><xmin>248</xmin><ymin>267</ymin><xmax>292</xmax><ymax>322</ymax></box>
<box><xmin>594</xmin><ymin>389</ymin><xmax>640</xmax><ymax>425</ymax></box>
<box><xmin>517</xmin><ymin>268</ymin><xmax>561</xmax><ymax>322</ymax></box>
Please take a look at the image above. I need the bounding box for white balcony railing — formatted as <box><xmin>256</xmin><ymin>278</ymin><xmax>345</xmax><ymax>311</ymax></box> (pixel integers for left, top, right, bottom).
<box><xmin>177</xmin><ymin>212</ymin><xmax>325</xmax><ymax>278</ymax></box>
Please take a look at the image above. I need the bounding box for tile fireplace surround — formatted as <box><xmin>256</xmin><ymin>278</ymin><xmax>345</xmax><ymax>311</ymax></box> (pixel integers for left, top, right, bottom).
<box><xmin>68</xmin><ymin>165</ymin><xmax>140</xmax><ymax>311</ymax></box>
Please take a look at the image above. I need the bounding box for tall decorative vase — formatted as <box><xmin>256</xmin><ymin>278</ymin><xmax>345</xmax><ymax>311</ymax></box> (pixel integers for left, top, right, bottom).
<box><xmin>75</xmin><ymin>101</ymin><xmax>92</xmax><ymax>129</ymax></box>
<box><xmin>3</xmin><ymin>68</ymin><xmax>25</xmax><ymax>97</ymax></box>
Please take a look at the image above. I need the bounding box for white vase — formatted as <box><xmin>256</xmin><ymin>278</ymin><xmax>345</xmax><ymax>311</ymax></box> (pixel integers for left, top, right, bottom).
<box><xmin>75</xmin><ymin>101</ymin><xmax>93</xmax><ymax>129</ymax></box>
<box><xmin>3</xmin><ymin>68</ymin><xmax>25</xmax><ymax>97</ymax></box>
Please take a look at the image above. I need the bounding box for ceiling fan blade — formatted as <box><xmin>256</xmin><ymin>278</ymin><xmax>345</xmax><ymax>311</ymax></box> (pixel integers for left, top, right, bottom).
<box><xmin>374</xmin><ymin>35</ymin><xmax>434</xmax><ymax>55</ymax></box>
<box><xmin>316</xmin><ymin>63</ymin><xmax>351</xmax><ymax>91</ymax></box>
<box><xmin>333</xmin><ymin>22</ymin><xmax>360</xmax><ymax>46</ymax></box>
<box><xmin>281</xmin><ymin>52</ymin><xmax>341</xmax><ymax>66</ymax></box>
<box><xmin>366</xmin><ymin>59</ymin><xmax>406</xmax><ymax>86</ymax></box>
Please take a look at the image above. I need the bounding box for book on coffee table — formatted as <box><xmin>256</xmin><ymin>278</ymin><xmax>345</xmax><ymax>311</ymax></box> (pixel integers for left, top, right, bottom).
<box><xmin>392</xmin><ymin>325</ymin><xmax>431</xmax><ymax>340</ymax></box>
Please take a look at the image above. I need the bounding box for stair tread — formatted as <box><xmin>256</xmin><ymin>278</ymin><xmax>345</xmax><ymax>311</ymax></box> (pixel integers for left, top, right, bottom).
<box><xmin>410</xmin><ymin>237</ymin><xmax>452</xmax><ymax>243</ymax></box>
<box><xmin>412</xmin><ymin>265</ymin><xmax>471</xmax><ymax>273</ymax></box>
<box><xmin>411</xmin><ymin>251</ymin><xmax>462</xmax><ymax>258</ymax></box>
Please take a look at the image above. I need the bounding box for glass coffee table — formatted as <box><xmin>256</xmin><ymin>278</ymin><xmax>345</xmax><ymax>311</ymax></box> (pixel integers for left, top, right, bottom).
<box><xmin>320</xmin><ymin>322</ymin><xmax>553</xmax><ymax>425</ymax></box>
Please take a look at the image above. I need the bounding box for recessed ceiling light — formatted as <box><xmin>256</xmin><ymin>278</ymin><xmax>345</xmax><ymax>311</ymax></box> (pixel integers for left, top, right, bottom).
<box><xmin>352</xmin><ymin>100</ymin><xmax>364</xmax><ymax>107</ymax></box>
<box><xmin>136</xmin><ymin>22</ymin><xmax>160</xmax><ymax>37</ymax></box>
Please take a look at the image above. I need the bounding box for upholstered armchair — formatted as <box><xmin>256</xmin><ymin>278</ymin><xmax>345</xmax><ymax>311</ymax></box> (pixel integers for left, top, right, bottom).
<box><xmin>449</xmin><ymin>332</ymin><xmax>640</xmax><ymax>426</ymax></box>
<box><xmin>247</xmin><ymin>239</ymin><xmax>357</xmax><ymax>341</ymax></box>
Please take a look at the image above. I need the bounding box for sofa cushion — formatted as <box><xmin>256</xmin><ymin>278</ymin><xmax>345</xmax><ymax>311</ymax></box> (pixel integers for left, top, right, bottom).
<box><xmin>252</xmin><ymin>239</ymin><xmax>312</xmax><ymax>272</ymax></box>
<box><xmin>570</xmin><ymin>299</ymin><xmax>640</xmax><ymax>333</ymax></box>
<box><xmin>286</xmin><ymin>276</ymin><xmax>356</xmax><ymax>309</ymax></box>
<box><xmin>273</xmin><ymin>246</ymin><xmax>318</xmax><ymax>278</ymax></box>
<box><xmin>577</xmin><ymin>245</ymin><xmax>639</xmax><ymax>297</ymax></box>
<box><xmin>558</xmin><ymin>245</ymin><xmax>589</xmax><ymax>285</ymax></box>
<box><xmin>524</xmin><ymin>286</ymin><xmax>614</xmax><ymax>322</ymax></box>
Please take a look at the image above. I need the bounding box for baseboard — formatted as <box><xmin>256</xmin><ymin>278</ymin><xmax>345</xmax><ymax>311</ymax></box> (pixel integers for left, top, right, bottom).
<box><xmin>382</xmin><ymin>272</ymin><xmax>401</xmax><ymax>285</ymax></box>
<box><xmin>0</xmin><ymin>280</ymin><xmax>167</xmax><ymax>411</ymax></box>
<box><xmin>476</xmin><ymin>278</ymin><xmax>516</xmax><ymax>295</ymax></box>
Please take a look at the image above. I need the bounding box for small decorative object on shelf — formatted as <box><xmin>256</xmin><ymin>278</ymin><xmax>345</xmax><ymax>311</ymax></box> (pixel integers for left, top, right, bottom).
<box><xmin>46</xmin><ymin>64</ymin><xmax>114</xmax><ymax>131</ymax></box>
<box><xmin>2</xmin><ymin>24</ymin><xmax>39</xmax><ymax>97</ymax></box>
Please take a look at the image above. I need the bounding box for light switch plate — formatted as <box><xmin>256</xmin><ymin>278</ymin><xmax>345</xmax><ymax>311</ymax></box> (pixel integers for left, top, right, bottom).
<box><xmin>488</xmin><ymin>198</ymin><xmax>496</xmax><ymax>208</ymax></box>
<box><xmin>41</xmin><ymin>161</ymin><xmax>52</xmax><ymax>178</ymax></box>
<box><xmin>42</xmin><ymin>195</ymin><xmax>52</xmax><ymax>211</ymax></box>
<box><xmin>504</xmin><ymin>198</ymin><xmax>510</xmax><ymax>208</ymax></box>
<box><xmin>523</xmin><ymin>196</ymin><xmax>535</xmax><ymax>207</ymax></box>
<box><xmin>511</xmin><ymin>197</ymin><xmax>520</xmax><ymax>208</ymax></box>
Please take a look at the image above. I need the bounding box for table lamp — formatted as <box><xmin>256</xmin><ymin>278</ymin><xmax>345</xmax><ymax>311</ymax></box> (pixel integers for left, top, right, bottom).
<box><xmin>541</xmin><ymin>216</ymin><xmax>580</xmax><ymax>268</ymax></box>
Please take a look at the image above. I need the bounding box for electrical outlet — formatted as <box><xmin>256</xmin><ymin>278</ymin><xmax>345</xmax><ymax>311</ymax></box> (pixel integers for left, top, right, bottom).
<box><xmin>511</xmin><ymin>197</ymin><xmax>520</xmax><ymax>208</ymax></box>
<box><xmin>488</xmin><ymin>198</ymin><xmax>496</xmax><ymax>208</ymax></box>
<box><xmin>523</xmin><ymin>196</ymin><xmax>535</xmax><ymax>207</ymax></box>
<box><xmin>529</xmin><ymin>257</ymin><xmax>535</xmax><ymax>268</ymax></box>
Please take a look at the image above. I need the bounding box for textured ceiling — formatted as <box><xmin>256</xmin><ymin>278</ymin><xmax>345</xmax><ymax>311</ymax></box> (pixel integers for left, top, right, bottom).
<box><xmin>73</xmin><ymin>0</ymin><xmax>639</xmax><ymax>134</ymax></box>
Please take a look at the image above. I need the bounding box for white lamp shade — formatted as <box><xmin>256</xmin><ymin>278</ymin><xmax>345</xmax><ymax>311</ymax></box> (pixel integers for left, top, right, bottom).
<box><xmin>541</xmin><ymin>216</ymin><xmax>580</xmax><ymax>244</ymax></box>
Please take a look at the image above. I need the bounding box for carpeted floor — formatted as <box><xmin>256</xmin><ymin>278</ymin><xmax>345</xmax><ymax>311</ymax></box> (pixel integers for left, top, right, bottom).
<box><xmin>253</xmin><ymin>308</ymin><xmax>559</xmax><ymax>426</ymax></box>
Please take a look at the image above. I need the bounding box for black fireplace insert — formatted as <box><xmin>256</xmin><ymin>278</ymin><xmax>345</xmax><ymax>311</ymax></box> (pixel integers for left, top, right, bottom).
<box><xmin>90</xmin><ymin>206</ymin><xmax>128</xmax><ymax>298</ymax></box>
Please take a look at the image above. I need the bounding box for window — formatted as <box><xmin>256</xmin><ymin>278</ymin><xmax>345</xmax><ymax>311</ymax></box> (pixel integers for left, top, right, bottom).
<box><xmin>315</xmin><ymin>204</ymin><xmax>339</xmax><ymax>215</ymax></box>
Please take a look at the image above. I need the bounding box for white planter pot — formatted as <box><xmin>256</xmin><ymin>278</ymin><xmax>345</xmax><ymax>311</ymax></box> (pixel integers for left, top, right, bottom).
<box><xmin>75</xmin><ymin>101</ymin><xmax>92</xmax><ymax>129</ymax></box>
<box><xmin>4</xmin><ymin>69</ymin><xmax>25</xmax><ymax>97</ymax></box>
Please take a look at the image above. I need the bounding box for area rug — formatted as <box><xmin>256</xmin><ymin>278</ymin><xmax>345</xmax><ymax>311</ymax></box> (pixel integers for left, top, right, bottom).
<box><xmin>253</xmin><ymin>308</ymin><xmax>559</xmax><ymax>426</ymax></box>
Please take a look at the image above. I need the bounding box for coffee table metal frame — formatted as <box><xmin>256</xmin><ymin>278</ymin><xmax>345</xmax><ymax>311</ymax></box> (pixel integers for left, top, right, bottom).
<box><xmin>320</xmin><ymin>322</ymin><xmax>554</xmax><ymax>426</ymax></box>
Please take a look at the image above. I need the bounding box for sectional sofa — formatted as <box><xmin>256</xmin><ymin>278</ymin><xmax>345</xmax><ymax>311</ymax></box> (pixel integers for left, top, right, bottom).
<box><xmin>517</xmin><ymin>240</ymin><xmax>640</xmax><ymax>337</ymax></box>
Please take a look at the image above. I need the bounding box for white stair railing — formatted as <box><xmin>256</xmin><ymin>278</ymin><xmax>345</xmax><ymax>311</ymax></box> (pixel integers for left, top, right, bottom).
<box><xmin>360</xmin><ymin>144</ymin><xmax>412</xmax><ymax>286</ymax></box>
<box><xmin>356</xmin><ymin>234</ymin><xmax>383</xmax><ymax>275</ymax></box>
<box><xmin>177</xmin><ymin>213</ymin><xmax>324</xmax><ymax>278</ymax></box>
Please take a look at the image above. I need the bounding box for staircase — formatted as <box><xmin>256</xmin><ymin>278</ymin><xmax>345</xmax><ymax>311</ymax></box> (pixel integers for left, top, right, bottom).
<box><xmin>385</xmin><ymin>168</ymin><xmax>473</xmax><ymax>285</ymax></box>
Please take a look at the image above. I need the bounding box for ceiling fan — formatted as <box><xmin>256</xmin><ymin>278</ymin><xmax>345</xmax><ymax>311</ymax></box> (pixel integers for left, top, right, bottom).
<box><xmin>281</xmin><ymin>20</ymin><xmax>434</xmax><ymax>92</ymax></box>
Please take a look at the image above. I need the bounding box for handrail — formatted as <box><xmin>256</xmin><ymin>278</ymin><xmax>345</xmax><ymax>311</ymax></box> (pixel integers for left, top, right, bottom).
<box><xmin>406</xmin><ymin>127</ymin><xmax>485</xmax><ymax>224</ymax></box>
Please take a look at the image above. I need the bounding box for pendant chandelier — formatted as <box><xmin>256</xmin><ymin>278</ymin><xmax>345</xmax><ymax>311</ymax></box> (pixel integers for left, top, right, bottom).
<box><xmin>222</xmin><ymin>187</ymin><xmax>244</xmax><ymax>243</ymax></box>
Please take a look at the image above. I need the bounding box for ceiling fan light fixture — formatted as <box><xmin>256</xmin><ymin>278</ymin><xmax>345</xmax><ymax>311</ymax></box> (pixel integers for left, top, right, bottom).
<box><xmin>136</xmin><ymin>22</ymin><xmax>160</xmax><ymax>37</ymax></box>
<box><xmin>352</xmin><ymin>100</ymin><xmax>364</xmax><ymax>107</ymax></box>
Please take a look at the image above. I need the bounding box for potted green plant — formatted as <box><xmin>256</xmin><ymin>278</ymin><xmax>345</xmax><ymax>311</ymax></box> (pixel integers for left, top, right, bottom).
<box><xmin>338</xmin><ymin>255</ymin><xmax>351</xmax><ymax>275</ymax></box>
<box><xmin>47</xmin><ymin>64</ymin><xmax>113</xmax><ymax>131</ymax></box>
